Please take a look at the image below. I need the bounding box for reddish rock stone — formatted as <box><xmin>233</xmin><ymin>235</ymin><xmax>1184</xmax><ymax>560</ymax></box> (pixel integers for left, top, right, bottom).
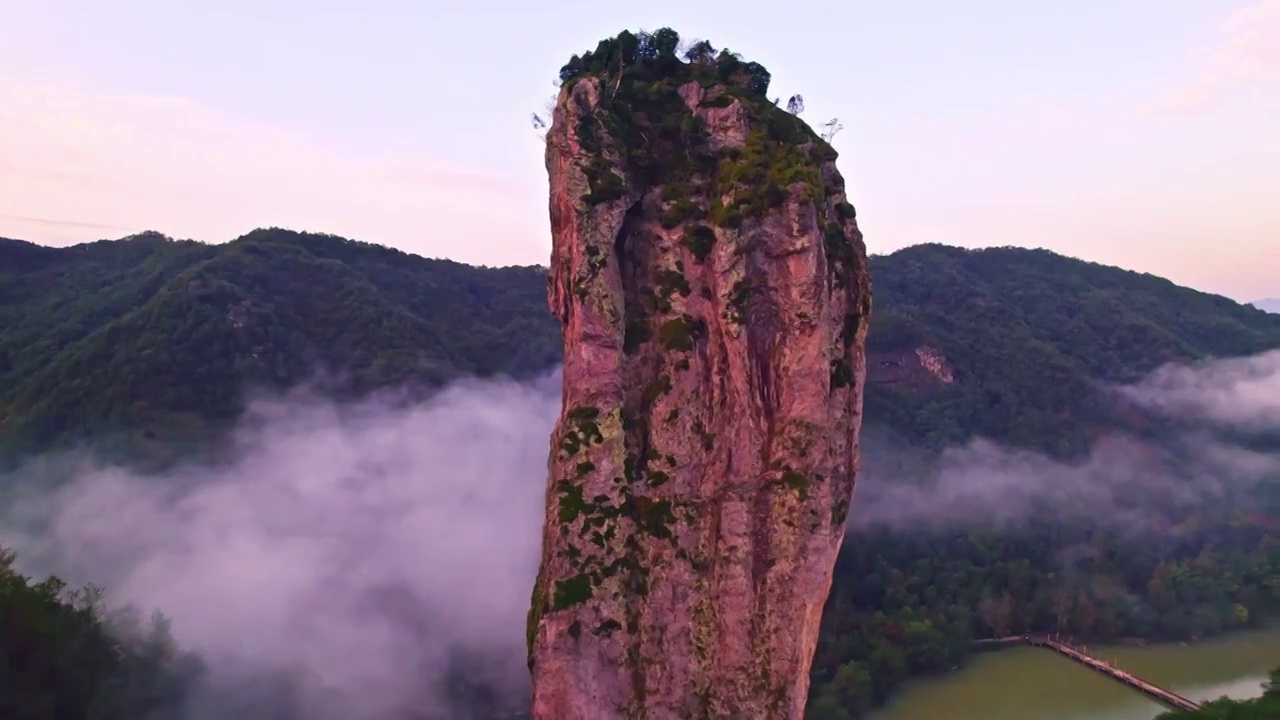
<box><xmin>528</xmin><ymin>42</ymin><xmax>871</xmax><ymax>720</ymax></box>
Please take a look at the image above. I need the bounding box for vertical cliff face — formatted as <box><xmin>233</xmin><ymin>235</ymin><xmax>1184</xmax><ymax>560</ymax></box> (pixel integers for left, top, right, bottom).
<box><xmin>528</xmin><ymin>30</ymin><xmax>871</xmax><ymax>720</ymax></box>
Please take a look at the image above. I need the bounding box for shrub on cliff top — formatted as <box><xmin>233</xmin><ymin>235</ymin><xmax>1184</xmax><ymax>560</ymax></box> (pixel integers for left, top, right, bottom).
<box><xmin>553</xmin><ymin>27</ymin><xmax>843</xmax><ymax>220</ymax></box>
<box><xmin>557</xmin><ymin>29</ymin><xmax>771</xmax><ymax>99</ymax></box>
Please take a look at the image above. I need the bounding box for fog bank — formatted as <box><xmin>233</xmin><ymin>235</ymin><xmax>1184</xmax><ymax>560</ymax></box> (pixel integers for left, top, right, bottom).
<box><xmin>1</xmin><ymin>373</ymin><xmax>560</xmax><ymax>719</ymax></box>
<box><xmin>854</xmin><ymin>350</ymin><xmax>1280</xmax><ymax>531</ymax></box>
<box><xmin>1</xmin><ymin>350</ymin><xmax>1276</xmax><ymax>717</ymax></box>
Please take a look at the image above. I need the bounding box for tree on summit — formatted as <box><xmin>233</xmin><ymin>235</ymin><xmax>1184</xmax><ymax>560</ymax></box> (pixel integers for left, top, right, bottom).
<box><xmin>683</xmin><ymin>39</ymin><xmax>717</xmax><ymax>64</ymax></box>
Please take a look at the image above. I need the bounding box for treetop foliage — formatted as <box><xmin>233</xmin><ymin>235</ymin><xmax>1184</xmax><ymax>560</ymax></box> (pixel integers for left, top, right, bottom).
<box><xmin>0</xmin><ymin>229</ymin><xmax>561</xmax><ymax>463</ymax></box>
<box><xmin>0</xmin><ymin>547</ymin><xmax>198</xmax><ymax>718</ymax></box>
<box><xmin>555</xmin><ymin>28</ymin><xmax>773</xmax><ymax>99</ymax></box>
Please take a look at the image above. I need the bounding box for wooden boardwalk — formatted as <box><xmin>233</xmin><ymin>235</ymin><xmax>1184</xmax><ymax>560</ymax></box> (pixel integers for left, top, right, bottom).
<box><xmin>1025</xmin><ymin>635</ymin><xmax>1202</xmax><ymax>713</ymax></box>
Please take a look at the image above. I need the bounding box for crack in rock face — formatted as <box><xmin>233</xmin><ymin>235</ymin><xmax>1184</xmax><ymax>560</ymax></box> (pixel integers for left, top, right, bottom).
<box><xmin>527</xmin><ymin>29</ymin><xmax>871</xmax><ymax>720</ymax></box>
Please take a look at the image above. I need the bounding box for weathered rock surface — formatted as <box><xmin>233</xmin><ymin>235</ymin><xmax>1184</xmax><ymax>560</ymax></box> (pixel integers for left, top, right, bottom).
<box><xmin>868</xmin><ymin>347</ymin><xmax>955</xmax><ymax>388</ymax></box>
<box><xmin>527</xmin><ymin>31</ymin><xmax>872</xmax><ymax>720</ymax></box>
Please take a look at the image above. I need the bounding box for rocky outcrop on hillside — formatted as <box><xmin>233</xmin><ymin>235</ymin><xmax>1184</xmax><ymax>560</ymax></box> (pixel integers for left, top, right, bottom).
<box><xmin>526</xmin><ymin>30</ymin><xmax>872</xmax><ymax>720</ymax></box>
<box><xmin>868</xmin><ymin>347</ymin><xmax>955</xmax><ymax>389</ymax></box>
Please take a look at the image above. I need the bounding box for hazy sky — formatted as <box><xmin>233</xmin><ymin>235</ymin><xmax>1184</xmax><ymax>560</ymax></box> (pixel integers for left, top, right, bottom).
<box><xmin>1</xmin><ymin>1</ymin><xmax>1276</xmax><ymax>300</ymax></box>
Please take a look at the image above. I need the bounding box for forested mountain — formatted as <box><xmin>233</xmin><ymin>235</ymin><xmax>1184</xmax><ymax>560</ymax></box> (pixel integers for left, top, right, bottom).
<box><xmin>866</xmin><ymin>244</ymin><xmax>1280</xmax><ymax>456</ymax></box>
<box><xmin>0</xmin><ymin>229</ymin><xmax>560</xmax><ymax>462</ymax></box>
<box><xmin>4</xmin><ymin>230</ymin><xmax>1278</xmax><ymax>462</ymax></box>
<box><xmin>2</xmin><ymin>229</ymin><xmax>1278</xmax><ymax>719</ymax></box>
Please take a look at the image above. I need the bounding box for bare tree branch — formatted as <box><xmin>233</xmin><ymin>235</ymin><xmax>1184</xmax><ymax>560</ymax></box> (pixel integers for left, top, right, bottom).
<box><xmin>531</xmin><ymin>94</ymin><xmax>557</xmax><ymax>139</ymax></box>
<box><xmin>821</xmin><ymin>117</ymin><xmax>844</xmax><ymax>142</ymax></box>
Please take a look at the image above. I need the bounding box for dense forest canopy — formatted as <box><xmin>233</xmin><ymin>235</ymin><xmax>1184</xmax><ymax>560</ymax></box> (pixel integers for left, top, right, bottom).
<box><xmin>1</xmin><ymin>228</ymin><xmax>1278</xmax><ymax>719</ymax></box>
<box><xmin>554</xmin><ymin>27</ymin><xmax>773</xmax><ymax>97</ymax></box>
<box><xmin>0</xmin><ymin>230</ymin><xmax>561</xmax><ymax>465</ymax></box>
<box><xmin>865</xmin><ymin>243</ymin><xmax>1280</xmax><ymax>456</ymax></box>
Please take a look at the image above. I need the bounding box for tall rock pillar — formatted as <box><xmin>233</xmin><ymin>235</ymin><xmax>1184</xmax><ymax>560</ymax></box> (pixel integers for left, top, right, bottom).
<box><xmin>527</xmin><ymin>30</ymin><xmax>871</xmax><ymax>720</ymax></box>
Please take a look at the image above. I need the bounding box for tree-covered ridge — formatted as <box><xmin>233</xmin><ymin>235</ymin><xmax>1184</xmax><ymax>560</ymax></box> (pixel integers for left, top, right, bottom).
<box><xmin>556</xmin><ymin>28</ymin><xmax>773</xmax><ymax>98</ymax></box>
<box><xmin>865</xmin><ymin>243</ymin><xmax>1280</xmax><ymax>456</ymax></box>
<box><xmin>6</xmin><ymin>231</ymin><xmax>1275</xmax><ymax>462</ymax></box>
<box><xmin>0</xmin><ymin>229</ymin><xmax>561</xmax><ymax>461</ymax></box>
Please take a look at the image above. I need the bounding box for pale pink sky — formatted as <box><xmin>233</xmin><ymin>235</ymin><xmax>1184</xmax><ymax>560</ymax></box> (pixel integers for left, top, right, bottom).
<box><xmin>1</xmin><ymin>0</ymin><xmax>1276</xmax><ymax>299</ymax></box>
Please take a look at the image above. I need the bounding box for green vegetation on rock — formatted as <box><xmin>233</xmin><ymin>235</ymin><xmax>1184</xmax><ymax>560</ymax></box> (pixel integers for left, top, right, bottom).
<box><xmin>552</xmin><ymin>573</ymin><xmax>594</xmax><ymax>611</ymax></box>
<box><xmin>658</xmin><ymin>316</ymin><xmax>697</xmax><ymax>352</ymax></box>
<box><xmin>708</xmin><ymin>121</ymin><xmax>828</xmax><ymax>228</ymax></box>
<box><xmin>681</xmin><ymin>225</ymin><xmax>716</xmax><ymax>262</ymax></box>
<box><xmin>554</xmin><ymin>27</ymin><xmax>840</xmax><ymax>231</ymax></box>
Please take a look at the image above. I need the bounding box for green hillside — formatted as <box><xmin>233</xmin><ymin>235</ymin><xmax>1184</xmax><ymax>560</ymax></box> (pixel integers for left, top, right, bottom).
<box><xmin>4</xmin><ymin>230</ymin><xmax>1278</xmax><ymax>462</ymax></box>
<box><xmin>865</xmin><ymin>244</ymin><xmax>1280</xmax><ymax>455</ymax></box>
<box><xmin>0</xmin><ymin>229</ymin><xmax>560</xmax><ymax>460</ymax></box>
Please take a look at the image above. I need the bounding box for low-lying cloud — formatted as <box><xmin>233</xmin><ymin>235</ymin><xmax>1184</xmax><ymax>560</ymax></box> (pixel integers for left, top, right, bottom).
<box><xmin>0</xmin><ymin>350</ymin><xmax>1276</xmax><ymax>717</ymax></box>
<box><xmin>1</xmin><ymin>373</ymin><xmax>561</xmax><ymax>719</ymax></box>
<box><xmin>1117</xmin><ymin>348</ymin><xmax>1280</xmax><ymax>430</ymax></box>
<box><xmin>854</xmin><ymin>349</ymin><xmax>1280</xmax><ymax>531</ymax></box>
<box><xmin>851</xmin><ymin>430</ymin><xmax>1276</xmax><ymax>533</ymax></box>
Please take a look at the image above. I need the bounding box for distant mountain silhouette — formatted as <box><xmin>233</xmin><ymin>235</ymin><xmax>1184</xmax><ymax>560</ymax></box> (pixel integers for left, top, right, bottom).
<box><xmin>1252</xmin><ymin>298</ymin><xmax>1280</xmax><ymax>313</ymax></box>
